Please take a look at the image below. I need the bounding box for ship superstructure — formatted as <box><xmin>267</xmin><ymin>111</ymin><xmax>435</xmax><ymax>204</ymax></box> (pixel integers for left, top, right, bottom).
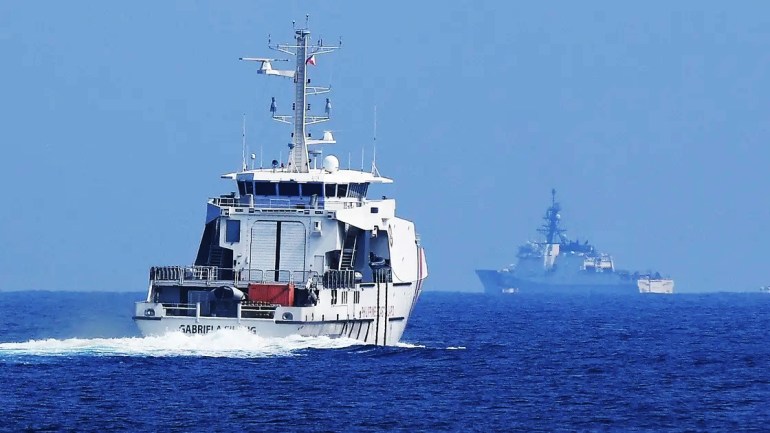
<box><xmin>476</xmin><ymin>189</ymin><xmax>673</xmax><ymax>295</ymax></box>
<box><xmin>133</xmin><ymin>22</ymin><xmax>428</xmax><ymax>345</ymax></box>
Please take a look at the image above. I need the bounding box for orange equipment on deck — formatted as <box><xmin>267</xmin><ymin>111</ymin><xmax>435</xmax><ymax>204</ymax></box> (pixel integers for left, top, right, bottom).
<box><xmin>247</xmin><ymin>283</ymin><xmax>295</xmax><ymax>306</ymax></box>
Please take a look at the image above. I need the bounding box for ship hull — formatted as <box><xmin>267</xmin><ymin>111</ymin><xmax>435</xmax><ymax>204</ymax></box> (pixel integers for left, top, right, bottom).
<box><xmin>133</xmin><ymin>280</ymin><xmax>422</xmax><ymax>346</ymax></box>
<box><xmin>637</xmin><ymin>278</ymin><xmax>675</xmax><ymax>294</ymax></box>
<box><xmin>476</xmin><ymin>269</ymin><xmax>639</xmax><ymax>295</ymax></box>
<box><xmin>134</xmin><ymin>316</ymin><xmax>406</xmax><ymax>344</ymax></box>
<box><xmin>477</xmin><ymin>190</ymin><xmax>674</xmax><ymax>296</ymax></box>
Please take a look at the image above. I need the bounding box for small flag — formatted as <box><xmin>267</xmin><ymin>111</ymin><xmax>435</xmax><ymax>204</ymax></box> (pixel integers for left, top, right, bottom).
<box><xmin>306</xmin><ymin>55</ymin><xmax>316</xmax><ymax>66</ymax></box>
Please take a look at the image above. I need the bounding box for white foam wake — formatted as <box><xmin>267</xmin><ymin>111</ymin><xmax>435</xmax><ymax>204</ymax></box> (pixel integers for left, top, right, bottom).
<box><xmin>393</xmin><ymin>341</ymin><xmax>465</xmax><ymax>350</ymax></box>
<box><xmin>394</xmin><ymin>341</ymin><xmax>426</xmax><ymax>349</ymax></box>
<box><xmin>0</xmin><ymin>329</ymin><xmax>361</xmax><ymax>358</ymax></box>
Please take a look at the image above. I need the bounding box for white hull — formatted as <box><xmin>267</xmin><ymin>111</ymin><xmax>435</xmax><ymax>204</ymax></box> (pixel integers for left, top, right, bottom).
<box><xmin>135</xmin><ymin>315</ymin><xmax>407</xmax><ymax>345</ymax></box>
<box><xmin>134</xmin><ymin>281</ymin><xmax>422</xmax><ymax>346</ymax></box>
<box><xmin>637</xmin><ymin>278</ymin><xmax>674</xmax><ymax>294</ymax></box>
<box><xmin>134</xmin><ymin>24</ymin><xmax>429</xmax><ymax>348</ymax></box>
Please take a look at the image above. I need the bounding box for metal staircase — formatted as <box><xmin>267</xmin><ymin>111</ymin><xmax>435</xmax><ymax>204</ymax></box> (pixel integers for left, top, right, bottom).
<box><xmin>340</xmin><ymin>228</ymin><xmax>358</xmax><ymax>269</ymax></box>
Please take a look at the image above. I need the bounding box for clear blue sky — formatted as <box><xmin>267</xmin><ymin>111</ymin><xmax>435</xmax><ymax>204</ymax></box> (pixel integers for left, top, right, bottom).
<box><xmin>1</xmin><ymin>1</ymin><xmax>769</xmax><ymax>293</ymax></box>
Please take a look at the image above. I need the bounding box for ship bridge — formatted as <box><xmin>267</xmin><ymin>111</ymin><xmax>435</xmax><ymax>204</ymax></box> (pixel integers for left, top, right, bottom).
<box><xmin>218</xmin><ymin>164</ymin><xmax>393</xmax><ymax>212</ymax></box>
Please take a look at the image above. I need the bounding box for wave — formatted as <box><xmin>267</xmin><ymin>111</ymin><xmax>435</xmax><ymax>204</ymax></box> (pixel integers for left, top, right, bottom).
<box><xmin>394</xmin><ymin>341</ymin><xmax>426</xmax><ymax>349</ymax></box>
<box><xmin>0</xmin><ymin>329</ymin><xmax>361</xmax><ymax>358</ymax></box>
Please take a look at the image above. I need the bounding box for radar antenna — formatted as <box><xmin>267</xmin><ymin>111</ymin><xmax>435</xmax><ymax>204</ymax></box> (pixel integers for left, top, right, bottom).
<box><xmin>371</xmin><ymin>105</ymin><xmax>381</xmax><ymax>177</ymax></box>
<box><xmin>538</xmin><ymin>188</ymin><xmax>567</xmax><ymax>245</ymax></box>
<box><xmin>241</xmin><ymin>114</ymin><xmax>247</xmax><ymax>171</ymax></box>
<box><xmin>241</xmin><ymin>20</ymin><xmax>340</xmax><ymax>173</ymax></box>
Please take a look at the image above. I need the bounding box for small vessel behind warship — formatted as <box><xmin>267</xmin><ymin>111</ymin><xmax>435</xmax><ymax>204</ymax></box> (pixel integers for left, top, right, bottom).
<box><xmin>476</xmin><ymin>189</ymin><xmax>673</xmax><ymax>295</ymax></box>
<box><xmin>133</xmin><ymin>21</ymin><xmax>428</xmax><ymax>345</ymax></box>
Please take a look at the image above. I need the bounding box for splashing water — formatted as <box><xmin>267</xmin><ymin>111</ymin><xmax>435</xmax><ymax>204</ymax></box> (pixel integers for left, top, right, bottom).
<box><xmin>394</xmin><ymin>341</ymin><xmax>426</xmax><ymax>349</ymax></box>
<box><xmin>0</xmin><ymin>329</ymin><xmax>361</xmax><ymax>359</ymax></box>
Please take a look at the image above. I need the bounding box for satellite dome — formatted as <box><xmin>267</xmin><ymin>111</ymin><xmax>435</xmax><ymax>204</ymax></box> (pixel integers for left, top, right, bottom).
<box><xmin>323</xmin><ymin>155</ymin><xmax>339</xmax><ymax>173</ymax></box>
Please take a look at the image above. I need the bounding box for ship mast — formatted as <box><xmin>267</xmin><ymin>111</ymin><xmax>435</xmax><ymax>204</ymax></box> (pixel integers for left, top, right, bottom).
<box><xmin>538</xmin><ymin>188</ymin><xmax>566</xmax><ymax>245</ymax></box>
<box><xmin>538</xmin><ymin>188</ymin><xmax>567</xmax><ymax>271</ymax></box>
<box><xmin>240</xmin><ymin>17</ymin><xmax>340</xmax><ymax>173</ymax></box>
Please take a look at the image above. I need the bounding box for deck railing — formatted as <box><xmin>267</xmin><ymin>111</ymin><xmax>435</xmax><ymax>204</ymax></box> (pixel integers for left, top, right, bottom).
<box><xmin>373</xmin><ymin>268</ymin><xmax>393</xmax><ymax>284</ymax></box>
<box><xmin>151</xmin><ymin>266</ymin><xmax>318</xmax><ymax>286</ymax></box>
<box><xmin>211</xmin><ymin>196</ymin><xmax>326</xmax><ymax>210</ymax></box>
<box><xmin>150</xmin><ymin>266</ymin><xmax>220</xmax><ymax>283</ymax></box>
<box><xmin>152</xmin><ymin>266</ymin><xmax>392</xmax><ymax>290</ymax></box>
<box><xmin>323</xmin><ymin>269</ymin><xmax>359</xmax><ymax>289</ymax></box>
<box><xmin>161</xmin><ymin>302</ymin><xmax>277</xmax><ymax>319</ymax></box>
<box><xmin>161</xmin><ymin>302</ymin><xmax>199</xmax><ymax>317</ymax></box>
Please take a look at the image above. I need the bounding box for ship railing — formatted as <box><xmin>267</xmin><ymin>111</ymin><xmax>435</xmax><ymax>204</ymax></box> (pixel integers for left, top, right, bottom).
<box><xmin>240</xmin><ymin>269</ymin><xmax>318</xmax><ymax>285</ymax></box>
<box><xmin>160</xmin><ymin>302</ymin><xmax>198</xmax><ymax>317</ymax></box>
<box><xmin>291</xmin><ymin>270</ymin><xmax>318</xmax><ymax>285</ymax></box>
<box><xmin>241</xmin><ymin>269</ymin><xmax>290</xmax><ymax>284</ymax></box>
<box><xmin>212</xmin><ymin>196</ymin><xmax>237</xmax><ymax>207</ymax></box>
<box><xmin>210</xmin><ymin>196</ymin><xmax>325</xmax><ymax>210</ymax></box>
<box><xmin>151</xmin><ymin>266</ymin><xmax>221</xmax><ymax>284</ymax></box>
<box><xmin>323</xmin><ymin>269</ymin><xmax>360</xmax><ymax>289</ymax></box>
<box><xmin>159</xmin><ymin>302</ymin><xmax>277</xmax><ymax>319</ymax></box>
<box><xmin>151</xmin><ymin>266</ymin><xmax>319</xmax><ymax>287</ymax></box>
<box><xmin>373</xmin><ymin>268</ymin><xmax>393</xmax><ymax>284</ymax></box>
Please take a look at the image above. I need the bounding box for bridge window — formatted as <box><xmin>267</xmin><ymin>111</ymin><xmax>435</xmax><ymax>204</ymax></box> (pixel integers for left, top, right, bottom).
<box><xmin>325</xmin><ymin>184</ymin><xmax>336</xmax><ymax>197</ymax></box>
<box><xmin>347</xmin><ymin>183</ymin><xmax>369</xmax><ymax>199</ymax></box>
<box><xmin>302</xmin><ymin>182</ymin><xmax>323</xmax><ymax>197</ymax></box>
<box><xmin>254</xmin><ymin>182</ymin><xmax>276</xmax><ymax>196</ymax></box>
<box><xmin>279</xmin><ymin>182</ymin><xmax>300</xmax><ymax>196</ymax></box>
<box><xmin>237</xmin><ymin>182</ymin><xmax>246</xmax><ymax>196</ymax></box>
<box><xmin>337</xmin><ymin>184</ymin><xmax>348</xmax><ymax>198</ymax></box>
<box><xmin>245</xmin><ymin>181</ymin><xmax>254</xmax><ymax>195</ymax></box>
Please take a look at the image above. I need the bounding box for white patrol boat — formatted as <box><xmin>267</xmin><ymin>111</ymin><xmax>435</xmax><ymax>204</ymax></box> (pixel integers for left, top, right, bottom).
<box><xmin>637</xmin><ymin>277</ymin><xmax>674</xmax><ymax>294</ymax></box>
<box><xmin>133</xmin><ymin>22</ymin><xmax>428</xmax><ymax>346</ymax></box>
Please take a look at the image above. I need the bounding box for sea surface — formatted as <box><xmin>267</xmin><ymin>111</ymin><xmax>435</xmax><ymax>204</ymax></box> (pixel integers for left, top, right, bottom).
<box><xmin>1</xmin><ymin>291</ymin><xmax>769</xmax><ymax>432</ymax></box>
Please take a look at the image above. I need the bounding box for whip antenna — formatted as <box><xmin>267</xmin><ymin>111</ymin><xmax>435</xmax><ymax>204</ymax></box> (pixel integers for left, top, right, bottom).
<box><xmin>241</xmin><ymin>114</ymin><xmax>247</xmax><ymax>171</ymax></box>
<box><xmin>371</xmin><ymin>105</ymin><xmax>381</xmax><ymax>176</ymax></box>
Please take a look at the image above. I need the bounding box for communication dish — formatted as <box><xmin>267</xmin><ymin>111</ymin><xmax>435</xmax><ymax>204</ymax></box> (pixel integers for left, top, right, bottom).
<box><xmin>323</xmin><ymin>155</ymin><xmax>339</xmax><ymax>173</ymax></box>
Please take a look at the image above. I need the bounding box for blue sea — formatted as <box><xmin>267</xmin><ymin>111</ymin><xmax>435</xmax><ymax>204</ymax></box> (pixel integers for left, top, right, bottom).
<box><xmin>1</xmin><ymin>291</ymin><xmax>769</xmax><ymax>432</ymax></box>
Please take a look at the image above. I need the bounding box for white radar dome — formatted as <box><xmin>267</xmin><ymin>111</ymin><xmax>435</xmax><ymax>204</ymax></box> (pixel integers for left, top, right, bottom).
<box><xmin>323</xmin><ymin>155</ymin><xmax>339</xmax><ymax>173</ymax></box>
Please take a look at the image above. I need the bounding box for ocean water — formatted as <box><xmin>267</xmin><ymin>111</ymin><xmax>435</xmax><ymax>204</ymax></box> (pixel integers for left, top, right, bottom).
<box><xmin>1</xmin><ymin>291</ymin><xmax>769</xmax><ymax>432</ymax></box>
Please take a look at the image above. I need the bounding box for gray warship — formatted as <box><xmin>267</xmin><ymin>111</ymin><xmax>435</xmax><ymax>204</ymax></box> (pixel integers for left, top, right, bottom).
<box><xmin>476</xmin><ymin>190</ymin><xmax>673</xmax><ymax>295</ymax></box>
